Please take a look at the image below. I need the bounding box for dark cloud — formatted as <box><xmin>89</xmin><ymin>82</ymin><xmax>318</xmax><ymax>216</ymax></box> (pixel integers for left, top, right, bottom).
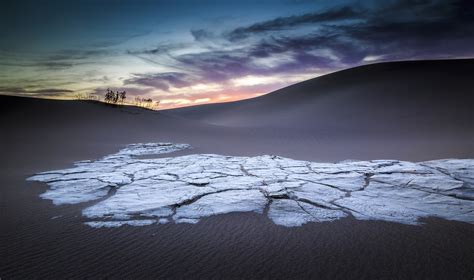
<box><xmin>38</xmin><ymin>49</ymin><xmax>111</xmax><ymax>69</ymax></box>
<box><xmin>129</xmin><ymin>43</ymin><xmax>188</xmax><ymax>55</ymax></box>
<box><xmin>261</xmin><ymin>33</ymin><xmax>367</xmax><ymax>65</ymax></box>
<box><xmin>227</xmin><ymin>6</ymin><xmax>362</xmax><ymax>40</ymax></box>
<box><xmin>155</xmin><ymin>32</ymin><xmax>350</xmax><ymax>82</ymax></box>
<box><xmin>124</xmin><ymin>72</ymin><xmax>193</xmax><ymax>91</ymax></box>
<box><xmin>36</xmin><ymin>61</ymin><xmax>75</xmax><ymax>70</ymax></box>
<box><xmin>0</xmin><ymin>87</ymin><xmax>74</xmax><ymax>96</ymax></box>
<box><xmin>190</xmin><ymin>29</ymin><xmax>214</xmax><ymax>42</ymax></box>
<box><xmin>0</xmin><ymin>61</ymin><xmax>74</xmax><ymax>69</ymax></box>
<box><xmin>30</xmin><ymin>88</ymin><xmax>74</xmax><ymax>94</ymax></box>
<box><xmin>0</xmin><ymin>87</ymin><xmax>73</xmax><ymax>93</ymax></box>
<box><xmin>234</xmin><ymin>0</ymin><xmax>472</xmax><ymax>56</ymax></box>
<box><xmin>0</xmin><ymin>48</ymin><xmax>109</xmax><ymax>71</ymax></box>
<box><xmin>47</xmin><ymin>49</ymin><xmax>110</xmax><ymax>61</ymax></box>
<box><xmin>0</xmin><ymin>87</ymin><xmax>28</xmax><ymax>93</ymax></box>
<box><xmin>330</xmin><ymin>0</ymin><xmax>474</xmax><ymax>60</ymax></box>
<box><xmin>180</xmin><ymin>0</ymin><xmax>474</xmax><ymax>78</ymax></box>
<box><xmin>174</xmin><ymin>50</ymin><xmax>252</xmax><ymax>81</ymax></box>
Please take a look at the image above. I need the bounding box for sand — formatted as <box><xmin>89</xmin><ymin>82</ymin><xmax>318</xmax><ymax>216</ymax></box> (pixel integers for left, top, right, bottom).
<box><xmin>1</xmin><ymin>59</ymin><xmax>474</xmax><ymax>279</ymax></box>
<box><xmin>165</xmin><ymin>59</ymin><xmax>474</xmax><ymax>161</ymax></box>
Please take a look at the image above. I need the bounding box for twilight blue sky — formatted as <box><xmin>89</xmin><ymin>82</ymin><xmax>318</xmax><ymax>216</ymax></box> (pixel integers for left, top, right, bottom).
<box><xmin>1</xmin><ymin>0</ymin><xmax>473</xmax><ymax>108</ymax></box>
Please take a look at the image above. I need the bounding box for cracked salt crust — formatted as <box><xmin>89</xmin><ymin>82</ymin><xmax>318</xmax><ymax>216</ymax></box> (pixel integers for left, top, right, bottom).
<box><xmin>28</xmin><ymin>143</ymin><xmax>474</xmax><ymax>228</ymax></box>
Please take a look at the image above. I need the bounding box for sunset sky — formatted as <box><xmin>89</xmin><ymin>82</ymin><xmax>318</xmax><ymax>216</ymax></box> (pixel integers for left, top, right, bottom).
<box><xmin>1</xmin><ymin>0</ymin><xmax>473</xmax><ymax>109</ymax></box>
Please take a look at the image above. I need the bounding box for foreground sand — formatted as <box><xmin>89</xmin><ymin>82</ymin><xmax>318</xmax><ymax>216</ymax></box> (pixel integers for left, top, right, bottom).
<box><xmin>1</xmin><ymin>59</ymin><xmax>474</xmax><ymax>279</ymax></box>
<box><xmin>1</xmin><ymin>149</ymin><xmax>474</xmax><ymax>279</ymax></box>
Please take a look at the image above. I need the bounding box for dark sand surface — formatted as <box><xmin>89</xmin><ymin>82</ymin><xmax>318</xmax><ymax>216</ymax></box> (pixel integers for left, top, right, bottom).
<box><xmin>165</xmin><ymin>59</ymin><xmax>474</xmax><ymax>161</ymax></box>
<box><xmin>1</xmin><ymin>59</ymin><xmax>474</xmax><ymax>279</ymax></box>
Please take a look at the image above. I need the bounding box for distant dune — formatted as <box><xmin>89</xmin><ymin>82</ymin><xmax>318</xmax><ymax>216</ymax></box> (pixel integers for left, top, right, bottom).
<box><xmin>2</xmin><ymin>59</ymin><xmax>473</xmax><ymax>163</ymax></box>
<box><xmin>163</xmin><ymin>59</ymin><xmax>474</xmax><ymax>160</ymax></box>
<box><xmin>165</xmin><ymin>59</ymin><xmax>474</xmax><ymax>131</ymax></box>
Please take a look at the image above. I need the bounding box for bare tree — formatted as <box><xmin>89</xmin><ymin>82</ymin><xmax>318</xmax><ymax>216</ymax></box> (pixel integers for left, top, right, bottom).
<box><xmin>119</xmin><ymin>91</ymin><xmax>126</xmax><ymax>103</ymax></box>
<box><xmin>104</xmin><ymin>89</ymin><xmax>115</xmax><ymax>103</ymax></box>
<box><xmin>104</xmin><ymin>89</ymin><xmax>126</xmax><ymax>105</ymax></box>
<box><xmin>135</xmin><ymin>96</ymin><xmax>143</xmax><ymax>107</ymax></box>
<box><xmin>134</xmin><ymin>96</ymin><xmax>159</xmax><ymax>110</ymax></box>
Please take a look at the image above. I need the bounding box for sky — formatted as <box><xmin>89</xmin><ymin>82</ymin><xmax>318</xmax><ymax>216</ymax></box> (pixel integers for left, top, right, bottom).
<box><xmin>1</xmin><ymin>0</ymin><xmax>473</xmax><ymax>109</ymax></box>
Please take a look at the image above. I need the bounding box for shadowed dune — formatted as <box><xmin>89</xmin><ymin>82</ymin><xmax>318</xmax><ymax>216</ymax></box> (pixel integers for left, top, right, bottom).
<box><xmin>2</xmin><ymin>59</ymin><xmax>474</xmax><ymax>166</ymax></box>
<box><xmin>161</xmin><ymin>59</ymin><xmax>474</xmax><ymax>160</ymax></box>
<box><xmin>165</xmin><ymin>59</ymin><xmax>474</xmax><ymax>132</ymax></box>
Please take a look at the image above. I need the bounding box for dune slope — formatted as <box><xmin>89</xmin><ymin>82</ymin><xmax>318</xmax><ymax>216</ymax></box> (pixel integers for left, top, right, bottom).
<box><xmin>165</xmin><ymin>59</ymin><xmax>474</xmax><ymax>138</ymax></box>
<box><xmin>1</xmin><ymin>59</ymin><xmax>473</xmax><ymax>163</ymax></box>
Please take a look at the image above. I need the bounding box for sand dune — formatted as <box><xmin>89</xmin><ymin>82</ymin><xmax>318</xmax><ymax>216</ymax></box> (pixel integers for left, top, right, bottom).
<box><xmin>1</xmin><ymin>59</ymin><xmax>474</xmax><ymax>279</ymax></box>
<box><xmin>166</xmin><ymin>59</ymin><xmax>474</xmax><ymax>131</ymax></box>
<box><xmin>165</xmin><ymin>59</ymin><xmax>474</xmax><ymax>159</ymax></box>
<box><xmin>2</xmin><ymin>59</ymin><xmax>474</xmax><ymax>165</ymax></box>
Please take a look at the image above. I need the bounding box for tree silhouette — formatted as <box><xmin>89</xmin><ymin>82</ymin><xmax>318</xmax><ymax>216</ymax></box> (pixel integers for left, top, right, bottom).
<box><xmin>104</xmin><ymin>89</ymin><xmax>126</xmax><ymax>104</ymax></box>
<box><xmin>134</xmin><ymin>96</ymin><xmax>159</xmax><ymax>109</ymax></box>
<box><xmin>103</xmin><ymin>90</ymin><xmax>158</xmax><ymax>110</ymax></box>
<box><xmin>104</xmin><ymin>89</ymin><xmax>114</xmax><ymax>103</ymax></box>
<box><xmin>119</xmin><ymin>91</ymin><xmax>126</xmax><ymax>103</ymax></box>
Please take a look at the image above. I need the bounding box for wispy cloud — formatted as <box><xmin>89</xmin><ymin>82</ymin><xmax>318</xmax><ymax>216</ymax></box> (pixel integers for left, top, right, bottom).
<box><xmin>0</xmin><ymin>87</ymin><xmax>74</xmax><ymax>97</ymax></box>
<box><xmin>124</xmin><ymin>72</ymin><xmax>193</xmax><ymax>91</ymax></box>
<box><xmin>227</xmin><ymin>6</ymin><xmax>362</xmax><ymax>40</ymax></box>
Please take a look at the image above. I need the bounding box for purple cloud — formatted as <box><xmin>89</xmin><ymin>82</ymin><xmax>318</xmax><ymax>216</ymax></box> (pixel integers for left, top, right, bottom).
<box><xmin>124</xmin><ymin>72</ymin><xmax>193</xmax><ymax>91</ymax></box>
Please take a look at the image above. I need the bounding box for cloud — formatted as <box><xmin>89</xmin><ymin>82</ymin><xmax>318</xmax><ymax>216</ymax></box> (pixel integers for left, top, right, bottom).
<box><xmin>331</xmin><ymin>0</ymin><xmax>474</xmax><ymax>60</ymax></box>
<box><xmin>36</xmin><ymin>62</ymin><xmax>75</xmax><ymax>70</ymax></box>
<box><xmin>227</xmin><ymin>6</ymin><xmax>362</xmax><ymax>40</ymax></box>
<box><xmin>129</xmin><ymin>43</ymin><xmax>189</xmax><ymax>55</ymax></box>
<box><xmin>181</xmin><ymin>0</ymin><xmax>474</xmax><ymax>75</ymax></box>
<box><xmin>190</xmin><ymin>29</ymin><xmax>215</xmax><ymax>42</ymax></box>
<box><xmin>0</xmin><ymin>87</ymin><xmax>73</xmax><ymax>93</ymax></box>
<box><xmin>0</xmin><ymin>48</ymin><xmax>111</xmax><ymax>71</ymax></box>
<box><xmin>124</xmin><ymin>72</ymin><xmax>193</xmax><ymax>91</ymax></box>
<box><xmin>0</xmin><ymin>87</ymin><xmax>74</xmax><ymax>97</ymax></box>
<box><xmin>47</xmin><ymin>49</ymin><xmax>111</xmax><ymax>61</ymax></box>
<box><xmin>0</xmin><ymin>61</ymin><xmax>75</xmax><ymax>69</ymax></box>
<box><xmin>30</xmin><ymin>88</ymin><xmax>74</xmax><ymax>94</ymax></box>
